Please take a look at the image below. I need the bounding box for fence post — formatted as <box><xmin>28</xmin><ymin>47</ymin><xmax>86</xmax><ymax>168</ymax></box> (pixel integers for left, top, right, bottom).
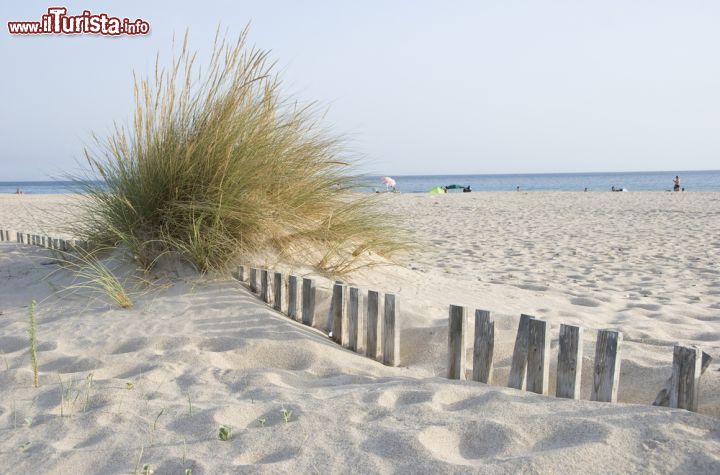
<box><xmin>260</xmin><ymin>269</ymin><xmax>269</xmax><ymax>303</ymax></box>
<box><xmin>287</xmin><ymin>275</ymin><xmax>298</xmax><ymax>320</ymax></box>
<box><xmin>383</xmin><ymin>293</ymin><xmax>399</xmax><ymax>366</ymax></box>
<box><xmin>348</xmin><ymin>287</ymin><xmax>361</xmax><ymax>352</ymax></box>
<box><xmin>556</xmin><ymin>324</ymin><xmax>584</xmax><ymax>399</ymax></box>
<box><xmin>330</xmin><ymin>283</ymin><xmax>346</xmax><ymax>344</ymax></box>
<box><xmin>591</xmin><ymin>329</ymin><xmax>622</xmax><ymax>402</ymax></box>
<box><xmin>653</xmin><ymin>351</ymin><xmax>711</xmax><ymax>407</ymax></box>
<box><xmin>249</xmin><ymin>268</ymin><xmax>258</xmax><ymax>293</ymax></box>
<box><xmin>301</xmin><ymin>278</ymin><xmax>315</xmax><ymax>326</ymax></box>
<box><xmin>526</xmin><ymin>318</ymin><xmax>550</xmax><ymax>395</ymax></box>
<box><xmin>237</xmin><ymin>265</ymin><xmax>245</xmax><ymax>282</ymax></box>
<box><xmin>366</xmin><ymin>290</ymin><xmax>380</xmax><ymax>360</ymax></box>
<box><xmin>472</xmin><ymin>309</ymin><xmax>494</xmax><ymax>383</ymax></box>
<box><xmin>273</xmin><ymin>272</ymin><xmax>283</xmax><ymax>311</ymax></box>
<box><xmin>447</xmin><ymin>304</ymin><xmax>467</xmax><ymax>380</ymax></box>
<box><xmin>669</xmin><ymin>345</ymin><xmax>701</xmax><ymax>411</ymax></box>
<box><xmin>508</xmin><ymin>314</ymin><xmax>534</xmax><ymax>389</ymax></box>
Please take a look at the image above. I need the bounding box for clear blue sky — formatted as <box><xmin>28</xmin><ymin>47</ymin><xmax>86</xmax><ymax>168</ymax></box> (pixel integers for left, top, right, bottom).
<box><xmin>1</xmin><ymin>1</ymin><xmax>719</xmax><ymax>180</ymax></box>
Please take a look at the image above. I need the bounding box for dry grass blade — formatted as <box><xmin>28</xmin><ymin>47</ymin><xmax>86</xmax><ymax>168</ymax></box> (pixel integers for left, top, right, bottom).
<box><xmin>50</xmin><ymin>245</ymin><xmax>133</xmax><ymax>308</ymax></box>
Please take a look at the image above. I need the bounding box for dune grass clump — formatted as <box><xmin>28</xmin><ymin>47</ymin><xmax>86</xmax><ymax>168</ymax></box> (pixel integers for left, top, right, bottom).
<box><xmin>52</xmin><ymin>245</ymin><xmax>133</xmax><ymax>308</ymax></box>
<box><xmin>74</xmin><ymin>27</ymin><xmax>408</xmax><ymax>274</ymax></box>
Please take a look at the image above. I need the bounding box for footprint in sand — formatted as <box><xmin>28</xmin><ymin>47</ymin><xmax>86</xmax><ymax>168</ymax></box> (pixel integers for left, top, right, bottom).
<box><xmin>418</xmin><ymin>421</ymin><xmax>527</xmax><ymax>465</ymax></box>
<box><xmin>570</xmin><ymin>297</ymin><xmax>602</xmax><ymax>308</ymax></box>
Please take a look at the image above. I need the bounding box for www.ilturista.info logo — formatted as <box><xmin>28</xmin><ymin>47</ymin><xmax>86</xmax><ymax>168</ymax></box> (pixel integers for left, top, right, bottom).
<box><xmin>8</xmin><ymin>7</ymin><xmax>150</xmax><ymax>36</ymax></box>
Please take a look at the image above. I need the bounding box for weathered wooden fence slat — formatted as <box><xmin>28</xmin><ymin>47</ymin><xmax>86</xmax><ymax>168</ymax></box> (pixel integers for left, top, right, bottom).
<box><xmin>526</xmin><ymin>318</ymin><xmax>550</xmax><ymax>395</ymax></box>
<box><xmin>383</xmin><ymin>293</ymin><xmax>399</xmax><ymax>366</ymax></box>
<box><xmin>654</xmin><ymin>351</ymin><xmax>711</xmax><ymax>407</ymax></box>
<box><xmin>447</xmin><ymin>304</ymin><xmax>467</xmax><ymax>380</ymax></box>
<box><xmin>260</xmin><ymin>269</ymin><xmax>269</xmax><ymax>303</ymax></box>
<box><xmin>273</xmin><ymin>272</ymin><xmax>283</xmax><ymax>311</ymax></box>
<box><xmin>556</xmin><ymin>324</ymin><xmax>584</xmax><ymax>399</ymax></box>
<box><xmin>301</xmin><ymin>278</ymin><xmax>315</xmax><ymax>326</ymax></box>
<box><xmin>287</xmin><ymin>275</ymin><xmax>298</xmax><ymax>321</ymax></box>
<box><xmin>249</xmin><ymin>268</ymin><xmax>258</xmax><ymax>293</ymax></box>
<box><xmin>330</xmin><ymin>283</ymin><xmax>346</xmax><ymax>344</ymax></box>
<box><xmin>591</xmin><ymin>329</ymin><xmax>622</xmax><ymax>403</ymax></box>
<box><xmin>508</xmin><ymin>314</ymin><xmax>535</xmax><ymax>389</ymax></box>
<box><xmin>237</xmin><ymin>265</ymin><xmax>245</xmax><ymax>282</ymax></box>
<box><xmin>348</xmin><ymin>287</ymin><xmax>361</xmax><ymax>352</ymax></box>
<box><xmin>669</xmin><ymin>345</ymin><xmax>702</xmax><ymax>412</ymax></box>
<box><xmin>472</xmin><ymin>309</ymin><xmax>494</xmax><ymax>384</ymax></box>
<box><xmin>366</xmin><ymin>290</ymin><xmax>380</xmax><ymax>360</ymax></box>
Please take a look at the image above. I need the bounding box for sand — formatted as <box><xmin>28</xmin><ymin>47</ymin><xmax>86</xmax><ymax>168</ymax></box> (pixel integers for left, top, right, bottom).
<box><xmin>1</xmin><ymin>192</ymin><xmax>719</xmax><ymax>473</ymax></box>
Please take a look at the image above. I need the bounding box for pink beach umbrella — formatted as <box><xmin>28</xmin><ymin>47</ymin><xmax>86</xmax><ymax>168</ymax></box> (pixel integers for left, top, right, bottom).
<box><xmin>382</xmin><ymin>176</ymin><xmax>396</xmax><ymax>190</ymax></box>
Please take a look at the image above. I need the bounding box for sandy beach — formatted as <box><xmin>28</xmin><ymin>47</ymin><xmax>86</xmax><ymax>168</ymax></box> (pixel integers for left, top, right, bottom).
<box><xmin>1</xmin><ymin>192</ymin><xmax>719</xmax><ymax>473</ymax></box>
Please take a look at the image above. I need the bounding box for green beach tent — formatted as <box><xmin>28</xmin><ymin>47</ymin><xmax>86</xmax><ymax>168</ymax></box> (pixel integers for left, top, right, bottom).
<box><xmin>429</xmin><ymin>186</ymin><xmax>445</xmax><ymax>194</ymax></box>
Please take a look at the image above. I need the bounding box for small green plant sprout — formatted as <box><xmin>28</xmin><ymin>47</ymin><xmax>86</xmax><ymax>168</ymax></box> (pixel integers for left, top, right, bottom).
<box><xmin>28</xmin><ymin>300</ymin><xmax>39</xmax><ymax>388</ymax></box>
<box><xmin>19</xmin><ymin>441</ymin><xmax>31</xmax><ymax>452</ymax></box>
<box><xmin>132</xmin><ymin>445</ymin><xmax>145</xmax><ymax>475</ymax></box>
<box><xmin>24</xmin><ymin>416</ymin><xmax>33</xmax><ymax>428</ymax></box>
<box><xmin>258</xmin><ymin>417</ymin><xmax>266</xmax><ymax>428</ymax></box>
<box><xmin>281</xmin><ymin>408</ymin><xmax>293</xmax><ymax>424</ymax></box>
<box><xmin>126</xmin><ymin>382</ymin><xmax>135</xmax><ymax>390</ymax></box>
<box><xmin>184</xmin><ymin>470</ymin><xmax>192</xmax><ymax>475</ymax></box>
<box><xmin>218</xmin><ymin>425</ymin><xmax>232</xmax><ymax>441</ymax></box>
<box><xmin>149</xmin><ymin>408</ymin><xmax>164</xmax><ymax>444</ymax></box>
<box><xmin>83</xmin><ymin>372</ymin><xmax>94</xmax><ymax>412</ymax></box>
<box><xmin>141</xmin><ymin>463</ymin><xmax>154</xmax><ymax>475</ymax></box>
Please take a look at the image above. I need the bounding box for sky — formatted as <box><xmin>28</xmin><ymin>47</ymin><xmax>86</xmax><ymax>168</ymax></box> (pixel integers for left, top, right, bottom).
<box><xmin>1</xmin><ymin>0</ymin><xmax>719</xmax><ymax>180</ymax></box>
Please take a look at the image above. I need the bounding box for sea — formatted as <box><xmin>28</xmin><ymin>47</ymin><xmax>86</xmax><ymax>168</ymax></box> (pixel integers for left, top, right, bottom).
<box><xmin>2</xmin><ymin>170</ymin><xmax>720</xmax><ymax>194</ymax></box>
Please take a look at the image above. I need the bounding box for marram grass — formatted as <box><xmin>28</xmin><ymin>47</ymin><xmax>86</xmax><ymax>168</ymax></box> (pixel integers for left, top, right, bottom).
<box><xmin>74</xmin><ymin>28</ymin><xmax>410</xmax><ymax>274</ymax></box>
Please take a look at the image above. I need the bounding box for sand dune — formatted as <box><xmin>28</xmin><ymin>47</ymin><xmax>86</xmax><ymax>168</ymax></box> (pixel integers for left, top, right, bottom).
<box><xmin>1</xmin><ymin>192</ymin><xmax>719</xmax><ymax>473</ymax></box>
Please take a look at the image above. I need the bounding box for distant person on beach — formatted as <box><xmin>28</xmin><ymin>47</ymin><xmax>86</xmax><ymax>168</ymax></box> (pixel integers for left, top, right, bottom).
<box><xmin>584</xmin><ymin>187</ymin><xmax>588</xmax><ymax>192</ymax></box>
<box><xmin>463</xmin><ymin>186</ymin><xmax>472</xmax><ymax>192</ymax></box>
<box><xmin>673</xmin><ymin>175</ymin><xmax>681</xmax><ymax>192</ymax></box>
<box><xmin>516</xmin><ymin>186</ymin><xmax>520</xmax><ymax>192</ymax></box>
<box><xmin>611</xmin><ymin>186</ymin><xmax>616</xmax><ymax>192</ymax></box>
<box><xmin>15</xmin><ymin>188</ymin><xmax>22</xmax><ymax>195</ymax></box>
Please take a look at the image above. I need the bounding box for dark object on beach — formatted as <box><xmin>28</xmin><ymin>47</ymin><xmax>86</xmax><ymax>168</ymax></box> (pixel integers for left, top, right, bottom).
<box><xmin>516</xmin><ymin>186</ymin><xmax>520</xmax><ymax>192</ymax></box>
<box><xmin>673</xmin><ymin>175</ymin><xmax>681</xmax><ymax>192</ymax></box>
<box><xmin>584</xmin><ymin>187</ymin><xmax>588</xmax><ymax>192</ymax></box>
<box><xmin>445</xmin><ymin>184</ymin><xmax>464</xmax><ymax>190</ymax></box>
<box><xmin>462</xmin><ymin>186</ymin><xmax>472</xmax><ymax>193</ymax></box>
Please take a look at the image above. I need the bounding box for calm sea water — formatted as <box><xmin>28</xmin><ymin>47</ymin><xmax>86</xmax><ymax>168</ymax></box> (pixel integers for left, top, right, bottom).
<box><xmin>2</xmin><ymin>170</ymin><xmax>720</xmax><ymax>194</ymax></box>
<box><xmin>364</xmin><ymin>170</ymin><xmax>720</xmax><ymax>193</ymax></box>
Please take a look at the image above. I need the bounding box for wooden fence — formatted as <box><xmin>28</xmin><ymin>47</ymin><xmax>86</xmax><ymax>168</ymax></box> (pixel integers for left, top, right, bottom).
<box><xmin>234</xmin><ymin>265</ymin><xmax>400</xmax><ymax>367</ymax></box>
<box><xmin>447</xmin><ymin>304</ymin><xmax>710</xmax><ymax>412</ymax></box>
<box><xmin>1</xmin><ymin>230</ymin><xmax>710</xmax><ymax>412</ymax></box>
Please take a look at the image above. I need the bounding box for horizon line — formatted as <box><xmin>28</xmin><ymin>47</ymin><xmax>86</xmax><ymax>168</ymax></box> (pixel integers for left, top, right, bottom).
<box><xmin>2</xmin><ymin>168</ymin><xmax>720</xmax><ymax>182</ymax></box>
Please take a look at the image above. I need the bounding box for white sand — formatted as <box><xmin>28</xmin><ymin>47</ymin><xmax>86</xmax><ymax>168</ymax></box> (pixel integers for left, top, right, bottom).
<box><xmin>1</xmin><ymin>192</ymin><xmax>719</xmax><ymax>473</ymax></box>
